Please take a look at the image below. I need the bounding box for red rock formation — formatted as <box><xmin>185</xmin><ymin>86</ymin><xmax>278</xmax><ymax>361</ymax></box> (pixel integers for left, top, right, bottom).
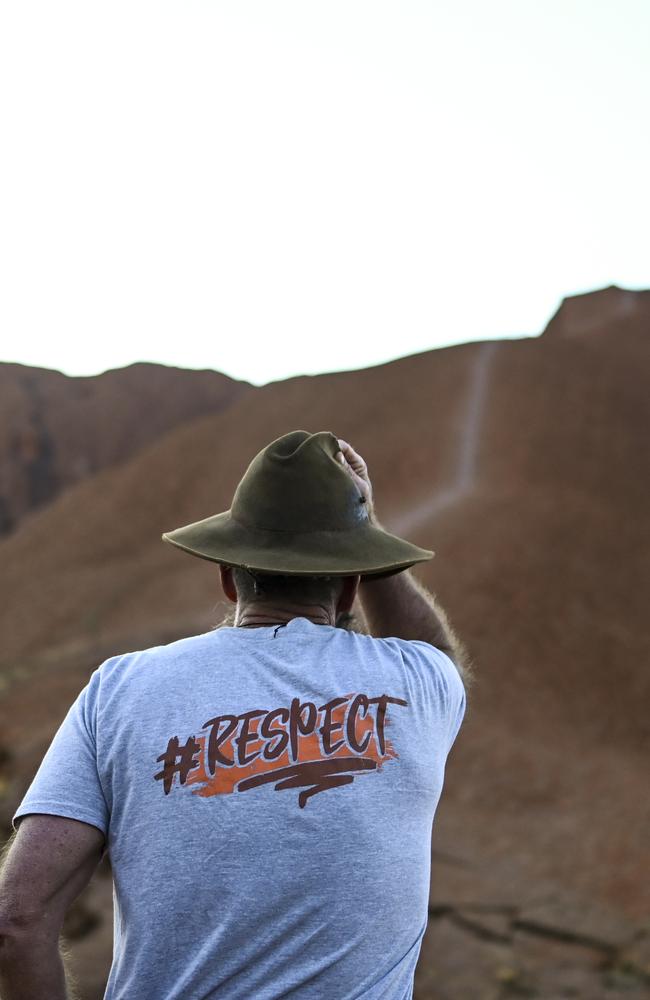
<box><xmin>1</xmin><ymin>286</ymin><xmax>648</xmax><ymax>998</ymax></box>
<box><xmin>0</xmin><ymin>361</ymin><xmax>252</xmax><ymax>537</ymax></box>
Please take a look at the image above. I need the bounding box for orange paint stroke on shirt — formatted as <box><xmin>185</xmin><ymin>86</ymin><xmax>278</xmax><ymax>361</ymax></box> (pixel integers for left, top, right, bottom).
<box><xmin>185</xmin><ymin>691</ymin><xmax>400</xmax><ymax>798</ymax></box>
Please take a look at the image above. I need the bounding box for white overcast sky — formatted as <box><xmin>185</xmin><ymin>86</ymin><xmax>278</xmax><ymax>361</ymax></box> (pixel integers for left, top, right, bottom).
<box><xmin>1</xmin><ymin>1</ymin><xmax>649</xmax><ymax>385</ymax></box>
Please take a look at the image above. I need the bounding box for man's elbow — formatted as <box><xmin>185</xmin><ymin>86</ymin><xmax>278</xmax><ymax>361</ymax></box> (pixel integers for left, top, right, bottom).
<box><xmin>0</xmin><ymin>906</ymin><xmax>60</xmax><ymax>952</ymax></box>
<box><xmin>0</xmin><ymin>914</ymin><xmax>37</xmax><ymax>967</ymax></box>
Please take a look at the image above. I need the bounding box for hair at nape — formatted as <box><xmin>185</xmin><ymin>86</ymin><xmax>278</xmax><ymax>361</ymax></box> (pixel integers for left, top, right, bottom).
<box><xmin>231</xmin><ymin>565</ymin><xmax>345</xmax><ymax>604</ymax></box>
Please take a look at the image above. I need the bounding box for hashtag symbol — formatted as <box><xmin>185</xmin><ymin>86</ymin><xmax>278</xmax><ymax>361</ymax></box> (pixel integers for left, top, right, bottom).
<box><xmin>154</xmin><ymin>735</ymin><xmax>201</xmax><ymax>795</ymax></box>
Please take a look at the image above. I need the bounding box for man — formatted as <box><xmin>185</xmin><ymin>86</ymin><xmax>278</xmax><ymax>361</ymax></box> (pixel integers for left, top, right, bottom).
<box><xmin>0</xmin><ymin>430</ymin><xmax>469</xmax><ymax>1000</ymax></box>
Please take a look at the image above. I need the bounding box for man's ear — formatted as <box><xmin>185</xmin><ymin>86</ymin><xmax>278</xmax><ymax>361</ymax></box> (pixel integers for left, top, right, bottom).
<box><xmin>337</xmin><ymin>574</ymin><xmax>360</xmax><ymax>616</ymax></box>
<box><xmin>219</xmin><ymin>565</ymin><xmax>238</xmax><ymax>604</ymax></box>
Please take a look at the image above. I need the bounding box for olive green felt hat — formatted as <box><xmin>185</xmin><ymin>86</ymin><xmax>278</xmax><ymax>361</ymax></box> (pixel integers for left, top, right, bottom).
<box><xmin>161</xmin><ymin>429</ymin><xmax>433</xmax><ymax>577</ymax></box>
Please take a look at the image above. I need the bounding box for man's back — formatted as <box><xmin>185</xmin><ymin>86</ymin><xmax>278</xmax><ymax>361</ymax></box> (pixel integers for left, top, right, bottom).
<box><xmin>13</xmin><ymin>616</ymin><xmax>466</xmax><ymax>1000</ymax></box>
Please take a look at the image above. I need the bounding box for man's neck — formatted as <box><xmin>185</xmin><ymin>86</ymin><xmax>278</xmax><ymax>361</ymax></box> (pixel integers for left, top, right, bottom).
<box><xmin>235</xmin><ymin>603</ymin><xmax>335</xmax><ymax>628</ymax></box>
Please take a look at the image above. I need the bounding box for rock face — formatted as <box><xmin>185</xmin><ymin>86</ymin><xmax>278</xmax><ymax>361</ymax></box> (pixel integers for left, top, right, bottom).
<box><xmin>543</xmin><ymin>284</ymin><xmax>650</xmax><ymax>339</ymax></box>
<box><xmin>1</xmin><ymin>286</ymin><xmax>649</xmax><ymax>999</ymax></box>
<box><xmin>0</xmin><ymin>361</ymin><xmax>252</xmax><ymax>537</ymax></box>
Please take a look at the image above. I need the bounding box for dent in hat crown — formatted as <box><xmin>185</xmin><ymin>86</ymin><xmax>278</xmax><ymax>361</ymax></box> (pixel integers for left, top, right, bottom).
<box><xmin>231</xmin><ymin>430</ymin><xmax>369</xmax><ymax>533</ymax></box>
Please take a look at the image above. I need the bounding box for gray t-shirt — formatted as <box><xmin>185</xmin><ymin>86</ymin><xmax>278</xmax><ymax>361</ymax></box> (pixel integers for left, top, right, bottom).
<box><xmin>13</xmin><ymin>616</ymin><xmax>466</xmax><ymax>1000</ymax></box>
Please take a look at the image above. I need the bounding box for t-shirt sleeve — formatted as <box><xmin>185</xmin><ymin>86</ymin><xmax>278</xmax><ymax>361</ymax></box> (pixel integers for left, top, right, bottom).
<box><xmin>12</xmin><ymin>668</ymin><xmax>109</xmax><ymax>837</ymax></box>
<box><xmin>399</xmin><ymin>639</ymin><xmax>467</xmax><ymax>752</ymax></box>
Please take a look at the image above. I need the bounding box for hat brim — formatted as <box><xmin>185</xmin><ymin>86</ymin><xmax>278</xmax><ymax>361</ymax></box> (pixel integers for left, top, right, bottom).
<box><xmin>162</xmin><ymin>510</ymin><xmax>433</xmax><ymax>577</ymax></box>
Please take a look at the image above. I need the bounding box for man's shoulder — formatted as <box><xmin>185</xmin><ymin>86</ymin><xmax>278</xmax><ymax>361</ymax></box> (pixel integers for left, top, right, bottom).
<box><xmin>94</xmin><ymin>629</ymin><xmax>214</xmax><ymax>680</ymax></box>
<box><xmin>380</xmin><ymin>635</ymin><xmax>465</xmax><ymax>688</ymax></box>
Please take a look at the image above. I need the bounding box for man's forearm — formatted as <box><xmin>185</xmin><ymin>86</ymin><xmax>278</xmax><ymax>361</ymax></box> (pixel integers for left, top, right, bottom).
<box><xmin>0</xmin><ymin>933</ymin><xmax>72</xmax><ymax>1000</ymax></box>
<box><xmin>358</xmin><ymin>568</ymin><xmax>453</xmax><ymax>649</ymax></box>
<box><xmin>358</xmin><ymin>567</ymin><xmax>469</xmax><ymax>683</ymax></box>
<box><xmin>358</xmin><ymin>508</ymin><xmax>469</xmax><ymax>675</ymax></box>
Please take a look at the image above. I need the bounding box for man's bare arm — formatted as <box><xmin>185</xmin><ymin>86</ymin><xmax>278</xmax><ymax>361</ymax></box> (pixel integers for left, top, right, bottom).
<box><xmin>0</xmin><ymin>815</ymin><xmax>104</xmax><ymax>1000</ymax></box>
<box><xmin>358</xmin><ymin>563</ymin><xmax>471</xmax><ymax>686</ymax></box>
<box><xmin>336</xmin><ymin>439</ymin><xmax>472</xmax><ymax>688</ymax></box>
<box><xmin>358</xmin><ymin>565</ymin><xmax>456</xmax><ymax>651</ymax></box>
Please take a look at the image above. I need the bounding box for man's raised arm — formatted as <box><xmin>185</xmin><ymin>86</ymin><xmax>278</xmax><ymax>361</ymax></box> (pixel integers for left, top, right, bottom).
<box><xmin>336</xmin><ymin>439</ymin><xmax>471</xmax><ymax>687</ymax></box>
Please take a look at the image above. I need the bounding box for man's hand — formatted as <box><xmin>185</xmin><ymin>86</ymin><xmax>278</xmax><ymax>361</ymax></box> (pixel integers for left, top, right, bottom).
<box><xmin>336</xmin><ymin>439</ymin><xmax>375</xmax><ymax>516</ymax></box>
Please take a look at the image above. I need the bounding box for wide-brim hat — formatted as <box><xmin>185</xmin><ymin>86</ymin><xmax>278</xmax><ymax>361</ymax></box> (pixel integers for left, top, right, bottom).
<box><xmin>162</xmin><ymin>429</ymin><xmax>433</xmax><ymax>577</ymax></box>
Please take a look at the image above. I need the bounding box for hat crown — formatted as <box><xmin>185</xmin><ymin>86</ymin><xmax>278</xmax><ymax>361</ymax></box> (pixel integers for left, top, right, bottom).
<box><xmin>231</xmin><ymin>430</ymin><xmax>369</xmax><ymax>533</ymax></box>
<box><xmin>162</xmin><ymin>428</ymin><xmax>434</xmax><ymax>576</ymax></box>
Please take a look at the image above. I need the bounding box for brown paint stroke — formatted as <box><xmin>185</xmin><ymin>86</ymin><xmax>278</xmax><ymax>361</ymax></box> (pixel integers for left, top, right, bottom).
<box><xmin>237</xmin><ymin>756</ymin><xmax>379</xmax><ymax>808</ymax></box>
